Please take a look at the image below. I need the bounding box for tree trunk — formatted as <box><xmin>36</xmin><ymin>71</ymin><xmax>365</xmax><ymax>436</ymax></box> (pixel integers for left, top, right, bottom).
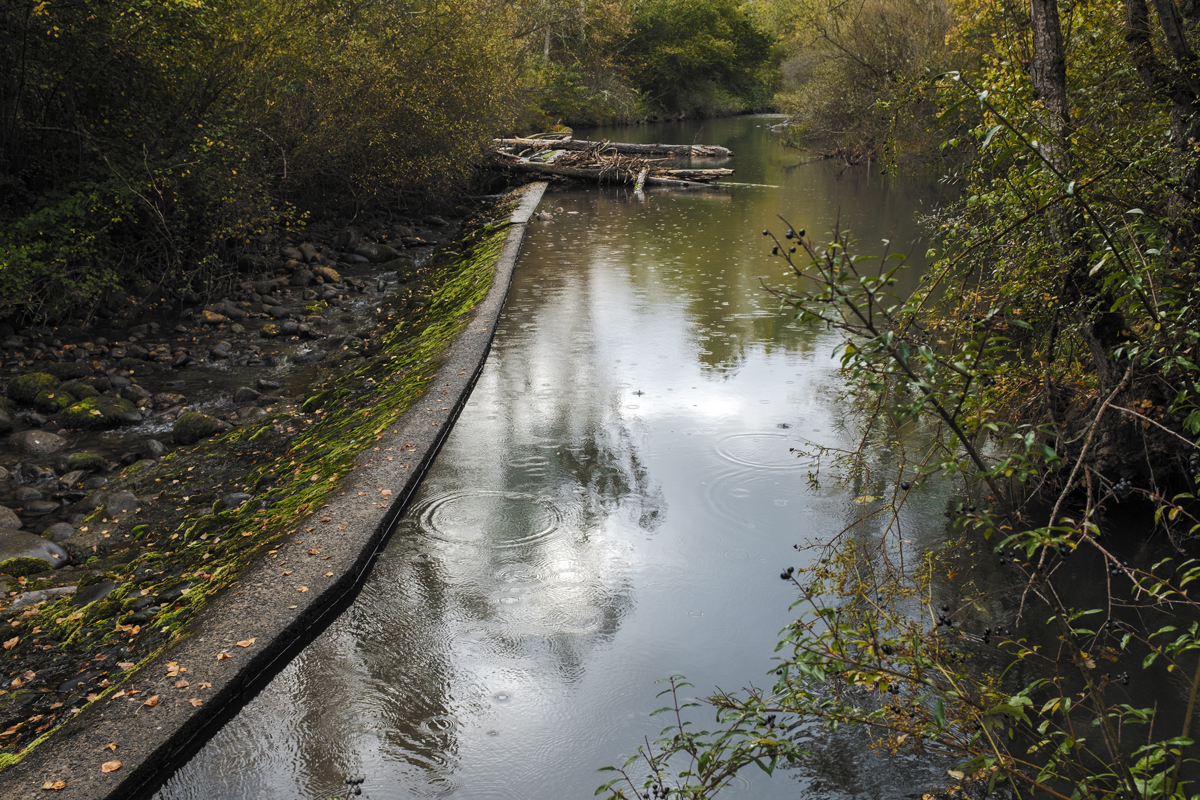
<box><xmin>495</xmin><ymin>137</ymin><xmax>734</xmax><ymax>157</ymax></box>
<box><xmin>1029</xmin><ymin>0</ymin><xmax>1072</xmax><ymax>174</ymax></box>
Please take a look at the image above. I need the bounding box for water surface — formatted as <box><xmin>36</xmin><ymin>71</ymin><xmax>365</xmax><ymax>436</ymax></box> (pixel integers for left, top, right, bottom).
<box><xmin>156</xmin><ymin>116</ymin><xmax>954</xmax><ymax>799</ymax></box>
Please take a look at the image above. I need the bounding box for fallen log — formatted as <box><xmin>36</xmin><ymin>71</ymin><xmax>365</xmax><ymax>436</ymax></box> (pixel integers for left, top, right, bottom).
<box><xmin>496</xmin><ymin>137</ymin><xmax>733</xmax><ymax>158</ymax></box>
<box><xmin>499</xmin><ymin>158</ymin><xmax>721</xmax><ymax>188</ymax></box>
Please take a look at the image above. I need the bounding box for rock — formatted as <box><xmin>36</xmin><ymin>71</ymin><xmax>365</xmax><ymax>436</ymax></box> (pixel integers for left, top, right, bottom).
<box><xmin>152</xmin><ymin>392</ymin><xmax>186</xmax><ymax>410</ymax></box>
<box><xmin>0</xmin><ymin>408</ymin><xmax>12</xmax><ymax>433</ymax></box>
<box><xmin>200</xmin><ymin>310</ymin><xmax>228</xmax><ymax>325</ymax></box>
<box><xmin>25</xmin><ymin>500</ymin><xmax>58</xmax><ymax>516</ymax></box>
<box><xmin>219</xmin><ymin>492</ymin><xmax>253</xmax><ymax>509</ymax></box>
<box><xmin>221</xmin><ymin>302</ymin><xmax>249</xmax><ymax>320</ymax></box>
<box><xmin>335</xmin><ymin>227</ymin><xmax>361</xmax><ymax>250</ymax></box>
<box><xmin>43</xmin><ymin>522</ymin><xmax>75</xmax><ymax>543</ymax></box>
<box><xmin>268</xmin><ymin>305</ymin><xmax>291</xmax><ymax>319</ymax></box>
<box><xmin>231</xmin><ymin>406</ymin><xmax>267</xmax><ymax>422</ymax></box>
<box><xmin>32</xmin><ymin>388</ymin><xmax>74</xmax><ymax>414</ymax></box>
<box><xmin>353</xmin><ymin>241</ymin><xmax>400</xmax><ymax>263</ymax></box>
<box><xmin>0</xmin><ymin>507</ymin><xmax>21</xmax><ymax>529</ymax></box>
<box><xmin>259</xmin><ymin>322</ymin><xmax>281</xmax><ymax>338</ymax></box>
<box><xmin>13</xmin><ymin>487</ymin><xmax>41</xmax><ymax>504</ymax></box>
<box><xmin>56</xmin><ymin>396</ymin><xmax>142</xmax><ymax>430</ymax></box>
<box><xmin>281</xmin><ymin>245</ymin><xmax>303</xmax><ymax>262</ymax></box>
<box><xmin>210</xmin><ymin>341</ymin><xmax>232</xmax><ymax>359</ymax></box>
<box><xmin>281</xmin><ymin>321</ymin><xmax>299</xmax><ymax>335</ymax></box>
<box><xmin>299</xmin><ymin>242</ymin><xmax>320</xmax><ymax>262</ymax></box>
<box><xmin>174</xmin><ymin>412</ymin><xmax>230</xmax><ymax>445</ymax></box>
<box><xmin>9</xmin><ymin>585</ymin><xmax>76</xmax><ymax>611</ymax></box>
<box><xmin>257</xmin><ymin>378</ymin><xmax>282</xmax><ymax>391</ymax></box>
<box><xmin>313</xmin><ymin>265</ymin><xmax>341</xmax><ymax>283</ymax></box>
<box><xmin>58</xmin><ymin>469</ymin><xmax>87</xmax><ymax>488</ymax></box>
<box><xmin>381</xmin><ymin>256</ymin><xmax>417</xmax><ymax>272</ymax></box>
<box><xmin>59</xmin><ymin>381</ymin><xmax>100</xmax><ymax>400</ymax></box>
<box><xmin>424</xmin><ymin>214</ymin><xmax>449</xmax><ymax>226</ymax></box>
<box><xmin>65</xmin><ymin>452</ymin><xmax>108</xmax><ymax>472</ymax></box>
<box><xmin>81</xmin><ymin>477</ymin><xmax>107</xmax><ymax>491</ymax></box>
<box><xmin>73</xmin><ymin>580</ymin><xmax>118</xmax><ymax>607</ymax></box>
<box><xmin>122</xmin><ymin>459</ymin><xmax>157</xmax><ymax>478</ymax></box>
<box><xmin>42</xmin><ymin>362</ymin><xmax>92</xmax><ymax>381</ymax></box>
<box><xmin>8</xmin><ymin>373</ymin><xmax>60</xmax><ymax>405</ymax></box>
<box><xmin>142</xmin><ymin>439</ymin><xmax>169</xmax><ymax>458</ymax></box>
<box><xmin>105</xmin><ymin>490</ymin><xmax>139</xmax><ymax>516</ymax></box>
<box><xmin>120</xmin><ymin>384</ymin><xmax>152</xmax><ymax>403</ymax></box>
<box><xmin>0</xmin><ymin>529</ymin><xmax>69</xmax><ymax>572</ymax></box>
<box><xmin>0</xmin><ymin>466</ymin><xmax>10</xmax><ymax>481</ymax></box>
<box><xmin>232</xmin><ymin>386</ymin><xmax>261</xmax><ymax>404</ymax></box>
<box><xmin>290</xmin><ymin>268</ymin><xmax>315</xmax><ymax>287</ymax></box>
<box><xmin>10</xmin><ymin>430</ymin><xmax>66</xmax><ymax>455</ymax></box>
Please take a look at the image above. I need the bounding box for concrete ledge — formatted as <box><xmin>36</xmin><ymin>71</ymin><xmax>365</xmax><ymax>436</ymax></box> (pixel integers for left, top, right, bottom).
<box><xmin>0</xmin><ymin>181</ymin><xmax>548</xmax><ymax>799</ymax></box>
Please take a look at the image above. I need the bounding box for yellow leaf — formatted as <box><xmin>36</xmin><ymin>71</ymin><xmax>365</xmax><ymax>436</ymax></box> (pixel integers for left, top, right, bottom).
<box><xmin>42</xmin><ymin>779</ymin><xmax>66</xmax><ymax>790</ymax></box>
<box><xmin>101</xmin><ymin>761</ymin><xmax>122</xmax><ymax>773</ymax></box>
<box><xmin>236</xmin><ymin>638</ymin><xmax>255</xmax><ymax>647</ymax></box>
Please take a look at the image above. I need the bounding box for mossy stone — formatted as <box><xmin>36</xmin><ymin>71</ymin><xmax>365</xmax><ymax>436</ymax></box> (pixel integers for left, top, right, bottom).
<box><xmin>8</xmin><ymin>373</ymin><xmax>59</xmax><ymax>405</ymax></box>
<box><xmin>33</xmin><ymin>388</ymin><xmax>75</xmax><ymax>414</ymax></box>
<box><xmin>42</xmin><ymin>362</ymin><xmax>92</xmax><ymax>381</ymax></box>
<box><xmin>60</xmin><ymin>381</ymin><xmax>100</xmax><ymax>400</ymax></box>
<box><xmin>56</xmin><ymin>396</ymin><xmax>142</xmax><ymax>430</ymax></box>
<box><xmin>0</xmin><ymin>556</ymin><xmax>53</xmax><ymax>578</ymax></box>
<box><xmin>174</xmin><ymin>412</ymin><xmax>229</xmax><ymax>445</ymax></box>
<box><xmin>65</xmin><ymin>452</ymin><xmax>108</xmax><ymax>472</ymax></box>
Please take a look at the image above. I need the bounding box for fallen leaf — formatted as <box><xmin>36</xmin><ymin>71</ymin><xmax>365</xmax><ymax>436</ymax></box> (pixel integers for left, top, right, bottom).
<box><xmin>236</xmin><ymin>638</ymin><xmax>256</xmax><ymax>648</ymax></box>
<box><xmin>188</xmin><ymin>698</ymin><xmax>203</xmax><ymax>708</ymax></box>
<box><xmin>281</xmin><ymin>570</ymin><xmax>292</xmax><ymax>576</ymax></box>
<box><xmin>106</xmin><ymin>742</ymin><xmax>117</xmax><ymax>751</ymax></box>
<box><xmin>297</xmin><ymin>586</ymin><xmax>308</xmax><ymax>593</ymax></box>
<box><xmin>174</xmin><ymin>679</ymin><xmax>188</xmax><ymax>689</ymax></box>
<box><xmin>216</xmin><ymin>653</ymin><xmax>230</xmax><ymax>660</ymax></box>
<box><xmin>100</xmin><ymin>761</ymin><xmax>121</xmax><ymax>773</ymax></box>
<box><xmin>198</xmin><ymin>682</ymin><xmax>212</xmax><ymax>689</ymax></box>
<box><xmin>41</xmin><ymin>779</ymin><xmax>66</xmax><ymax>790</ymax></box>
<box><xmin>307</xmin><ymin>549</ymin><xmax>319</xmax><ymax>555</ymax></box>
<box><xmin>117</xmin><ymin>662</ymin><xmax>135</xmax><ymax>670</ymax></box>
<box><xmin>10</xmin><ymin>677</ymin><xmax>22</xmax><ymax>688</ymax></box>
<box><xmin>112</xmin><ymin>691</ymin><xmax>125</xmax><ymax>700</ymax></box>
<box><xmin>2</xmin><ymin>636</ymin><xmax>16</xmax><ymax>650</ymax></box>
<box><xmin>319</xmin><ymin>517</ymin><xmax>332</xmax><ymax>522</ymax></box>
<box><xmin>142</xmin><ymin>695</ymin><xmax>159</xmax><ymax>707</ymax></box>
<box><xmin>380</xmin><ymin>489</ymin><xmax>392</xmax><ymax>496</ymax></box>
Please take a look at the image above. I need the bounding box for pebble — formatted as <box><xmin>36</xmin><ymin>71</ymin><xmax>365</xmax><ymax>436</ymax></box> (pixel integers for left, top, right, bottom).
<box><xmin>8</xmin><ymin>585</ymin><xmax>76</xmax><ymax>611</ymax></box>
<box><xmin>0</xmin><ymin>505</ymin><xmax>22</xmax><ymax>529</ymax></box>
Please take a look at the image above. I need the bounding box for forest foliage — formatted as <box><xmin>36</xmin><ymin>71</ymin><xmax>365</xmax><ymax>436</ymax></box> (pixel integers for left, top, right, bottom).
<box><xmin>0</xmin><ymin>0</ymin><xmax>778</xmax><ymax>324</ymax></box>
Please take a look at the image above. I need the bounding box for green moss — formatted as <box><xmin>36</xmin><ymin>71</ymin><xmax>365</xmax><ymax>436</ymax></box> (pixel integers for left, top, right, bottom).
<box><xmin>33</xmin><ymin>388</ymin><xmax>74</xmax><ymax>414</ymax></box>
<box><xmin>0</xmin><ymin>556</ymin><xmax>53</xmax><ymax>578</ymax></box>
<box><xmin>66</xmin><ymin>452</ymin><xmax>108</xmax><ymax>472</ymax></box>
<box><xmin>59</xmin><ymin>381</ymin><xmax>100</xmax><ymax>400</ymax></box>
<box><xmin>7</xmin><ymin>373</ymin><xmax>59</xmax><ymax>405</ymax></box>
<box><xmin>56</xmin><ymin>395</ymin><xmax>141</xmax><ymax>430</ymax></box>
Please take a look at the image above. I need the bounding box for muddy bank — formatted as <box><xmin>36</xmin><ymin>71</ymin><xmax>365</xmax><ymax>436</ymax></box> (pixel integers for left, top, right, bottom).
<box><xmin>0</xmin><ymin>183</ymin><xmax>547</xmax><ymax>798</ymax></box>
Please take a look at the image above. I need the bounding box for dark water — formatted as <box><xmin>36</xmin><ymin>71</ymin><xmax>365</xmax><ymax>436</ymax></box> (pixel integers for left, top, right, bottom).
<box><xmin>155</xmin><ymin>116</ymin><xmax>960</xmax><ymax>799</ymax></box>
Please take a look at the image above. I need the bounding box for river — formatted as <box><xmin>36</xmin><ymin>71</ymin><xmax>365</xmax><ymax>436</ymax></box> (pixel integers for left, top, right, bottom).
<box><xmin>154</xmin><ymin>115</ymin><xmax>958</xmax><ymax>800</ymax></box>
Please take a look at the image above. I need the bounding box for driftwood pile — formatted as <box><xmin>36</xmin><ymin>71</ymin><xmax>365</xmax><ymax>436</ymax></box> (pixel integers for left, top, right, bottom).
<box><xmin>492</xmin><ymin>137</ymin><xmax>733</xmax><ymax>189</ymax></box>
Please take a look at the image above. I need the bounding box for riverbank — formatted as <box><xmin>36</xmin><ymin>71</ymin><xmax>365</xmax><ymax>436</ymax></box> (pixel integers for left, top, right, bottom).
<box><xmin>0</xmin><ymin>182</ymin><xmax>547</xmax><ymax>798</ymax></box>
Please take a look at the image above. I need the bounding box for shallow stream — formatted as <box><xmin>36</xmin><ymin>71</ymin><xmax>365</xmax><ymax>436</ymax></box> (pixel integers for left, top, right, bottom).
<box><xmin>155</xmin><ymin>116</ymin><xmax>962</xmax><ymax>799</ymax></box>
